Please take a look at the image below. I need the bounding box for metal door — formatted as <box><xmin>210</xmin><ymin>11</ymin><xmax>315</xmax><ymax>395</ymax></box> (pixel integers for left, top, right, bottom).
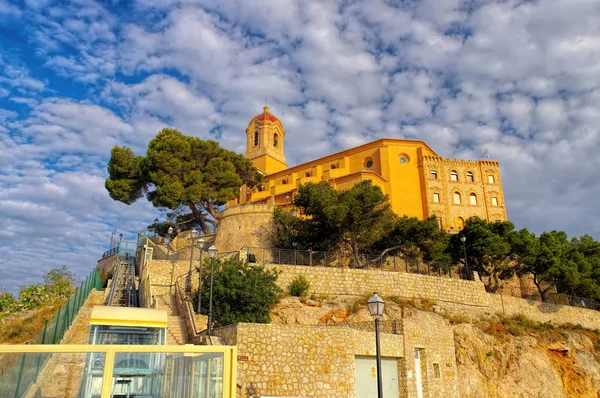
<box><xmin>414</xmin><ymin>349</ymin><xmax>423</xmax><ymax>398</ymax></box>
<box><xmin>355</xmin><ymin>356</ymin><xmax>400</xmax><ymax>398</ymax></box>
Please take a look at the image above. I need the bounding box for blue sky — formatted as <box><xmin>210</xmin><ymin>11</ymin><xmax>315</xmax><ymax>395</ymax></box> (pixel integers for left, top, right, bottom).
<box><xmin>1</xmin><ymin>0</ymin><xmax>600</xmax><ymax>293</ymax></box>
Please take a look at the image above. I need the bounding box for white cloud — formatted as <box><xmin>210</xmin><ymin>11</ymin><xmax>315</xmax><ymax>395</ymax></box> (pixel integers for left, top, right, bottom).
<box><xmin>2</xmin><ymin>0</ymin><xmax>600</xmax><ymax>292</ymax></box>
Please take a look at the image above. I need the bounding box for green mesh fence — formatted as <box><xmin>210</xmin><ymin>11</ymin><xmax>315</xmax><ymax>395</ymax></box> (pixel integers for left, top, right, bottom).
<box><xmin>0</xmin><ymin>268</ymin><xmax>102</xmax><ymax>398</ymax></box>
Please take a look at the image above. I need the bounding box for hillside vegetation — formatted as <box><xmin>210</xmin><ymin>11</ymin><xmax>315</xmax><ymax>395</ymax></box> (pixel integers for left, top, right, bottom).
<box><xmin>272</xmin><ymin>180</ymin><xmax>600</xmax><ymax>300</ymax></box>
<box><xmin>0</xmin><ymin>266</ymin><xmax>74</xmax><ymax>343</ymax></box>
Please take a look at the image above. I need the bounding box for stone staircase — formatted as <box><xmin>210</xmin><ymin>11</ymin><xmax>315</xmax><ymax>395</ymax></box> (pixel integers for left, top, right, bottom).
<box><xmin>155</xmin><ymin>294</ymin><xmax>189</xmax><ymax>345</ymax></box>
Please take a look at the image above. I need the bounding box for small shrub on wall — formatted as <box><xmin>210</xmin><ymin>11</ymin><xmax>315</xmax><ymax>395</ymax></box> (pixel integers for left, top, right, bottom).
<box><xmin>194</xmin><ymin>258</ymin><xmax>281</xmax><ymax>327</ymax></box>
<box><xmin>289</xmin><ymin>275</ymin><xmax>310</xmax><ymax>297</ymax></box>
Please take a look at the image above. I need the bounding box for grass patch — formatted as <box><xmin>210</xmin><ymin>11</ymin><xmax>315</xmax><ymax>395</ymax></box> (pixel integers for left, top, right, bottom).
<box><xmin>0</xmin><ymin>304</ymin><xmax>62</xmax><ymax>344</ymax></box>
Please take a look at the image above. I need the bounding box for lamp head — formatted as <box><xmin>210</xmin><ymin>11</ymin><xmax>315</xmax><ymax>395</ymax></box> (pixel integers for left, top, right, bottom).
<box><xmin>167</xmin><ymin>226</ymin><xmax>174</xmax><ymax>235</ymax></box>
<box><xmin>198</xmin><ymin>237</ymin><xmax>205</xmax><ymax>249</ymax></box>
<box><xmin>367</xmin><ymin>292</ymin><xmax>385</xmax><ymax>318</ymax></box>
<box><xmin>208</xmin><ymin>245</ymin><xmax>218</xmax><ymax>259</ymax></box>
<box><xmin>460</xmin><ymin>236</ymin><xmax>466</xmax><ymax>243</ymax></box>
<box><xmin>154</xmin><ymin>218</ymin><xmax>159</xmax><ymax>225</ymax></box>
<box><xmin>191</xmin><ymin>229</ymin><xmax>197</xmax><ymax>238</ymax></box>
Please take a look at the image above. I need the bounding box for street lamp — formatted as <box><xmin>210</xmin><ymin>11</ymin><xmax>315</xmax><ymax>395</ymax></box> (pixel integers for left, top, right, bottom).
<box><xmin>153</xmin><ymin>218</ymin><xmax>159</xmax><ymax>237</ymax></box>
<box><xmin>186</xmin><ymin>229</ymin><xmax>198</xmax><ymax>292</ymax></box>
<box><xmin>367</xmin><ymin>292</ymin><xmax>385</xmax><ymax>398</ymax></box>
<box><xmin>196</xmin><ymin>237</ymin><xmax>206</xmax><ymax>314</ymax></box>
<box><xmin>207</xmin><ymin>245</ymin><xmax>218</xmax><ymax>337</ymax></box>
<box><xmin>167</xmin><ymin>226</ymin><xmax>175</xmax><ymax>293</ymax></box>
<box><xmin>460</xmin><ymin>236</ymin><xmax>470</xmax><ymax>280</ymax></box>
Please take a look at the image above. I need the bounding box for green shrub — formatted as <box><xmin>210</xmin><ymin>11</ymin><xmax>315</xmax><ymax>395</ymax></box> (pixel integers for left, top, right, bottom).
<box><xmin>0</xmin><ymin>291</ymin><xmax>17</xmax><ymax>313</ymax></box>
<box><xmin>193</xmin><ymin>259</ymin><xmax>281</xmax><ymax>327</ymax></box>
<box><xmin>289</xmin><ymin>275</ymin><xmax>310</xmax><ymax>297</ymax></box>
<box><xmin>18</xmin><ymin>284</ymin><xmax>49</xmax><ymax>309</ymax></box>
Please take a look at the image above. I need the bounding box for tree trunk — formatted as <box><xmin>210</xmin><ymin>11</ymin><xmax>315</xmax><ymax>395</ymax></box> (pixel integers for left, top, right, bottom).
<box><xmin>189</xmin><ymin>202</ymin><xmax>212</xmax><ymax>235</ymax></box>
<box><xmin>350</xmin><ymin>238</ymin><xmax>362</xmax><ymax>268</ymax></box>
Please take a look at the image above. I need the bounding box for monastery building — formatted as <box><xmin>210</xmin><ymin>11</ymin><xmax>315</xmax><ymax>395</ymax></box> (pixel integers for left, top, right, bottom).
<box><xmin>232</xmin><ymin>107</ymin><xmax>507</xmax><ymax>231</ymax></box>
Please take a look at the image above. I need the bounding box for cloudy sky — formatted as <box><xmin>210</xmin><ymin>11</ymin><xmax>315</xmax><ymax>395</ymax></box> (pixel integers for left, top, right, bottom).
<box><xmin>1</xmin><ymin>0</ymin><xmax>599</xmax><ymax>293</ymax></box>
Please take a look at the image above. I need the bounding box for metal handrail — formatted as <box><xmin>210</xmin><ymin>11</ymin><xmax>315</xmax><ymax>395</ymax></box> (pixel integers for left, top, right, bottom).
<box><xmin>239</xmin><ymin>246</ymin><xmax>464</xmax><ymax>279</ymax></box>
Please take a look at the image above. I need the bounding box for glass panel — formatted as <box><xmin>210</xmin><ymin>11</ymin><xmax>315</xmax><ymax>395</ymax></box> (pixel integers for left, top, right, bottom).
<box><xmin>0</xmin><ymin>352</ymin><xmax>105</xmax><ymax>398</ymax></box>
<box><xmin>112</xmin><ymin>352</ymin><xmax>224</xmax><ymax>398</ymax></box>
<box><xmin>90</xmin><ymin>325</ymin><xmax>164</xmax><ymax>345</ymax></box>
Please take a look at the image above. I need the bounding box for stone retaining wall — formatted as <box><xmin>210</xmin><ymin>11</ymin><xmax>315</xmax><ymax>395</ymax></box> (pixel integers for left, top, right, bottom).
<box><xmin>268</xmin><ymin>263</ymin><xmax>600</xmax><ymax>330</ymax></box>
<box><xmin>212</xmin><ymin>311</ymin><xmax>459</xmax><ymax>398</ymax></box>
<box><xmin>213</xmin><ymin>323</ymin><xmax>407</xmax><ymax>398</ymax></box>
<box><xmin>96</xmin><ymin>254</ymin><xmax>118</xmax><ymax>284</ymax></box>
<box><xmin>265</xmin><ymin>264</ymin><xmax>489</xmax><ymax>307</ymax></box>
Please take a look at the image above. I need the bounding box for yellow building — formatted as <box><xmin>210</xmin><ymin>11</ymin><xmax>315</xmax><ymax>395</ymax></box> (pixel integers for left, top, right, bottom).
<box><xmin>233</xmin><ymin>107</ymin><xmax>507</xmax><ymax>232</ymax></box>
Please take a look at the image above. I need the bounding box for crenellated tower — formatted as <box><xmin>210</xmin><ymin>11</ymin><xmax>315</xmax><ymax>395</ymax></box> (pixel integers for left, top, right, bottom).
<box><xmin>245</xmin><ymin>106</ymin><xmax>287</xmax><ymax>174</ymax></box>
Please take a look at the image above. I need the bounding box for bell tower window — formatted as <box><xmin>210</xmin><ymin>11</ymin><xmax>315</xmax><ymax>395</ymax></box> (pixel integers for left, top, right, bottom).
<box><xmin>254</xmin><ymin>132</ymin><xmax>259</xmax><ymax>146</ymax></box>
<box><xmin>274</xmin><ymin>133</ymin><xmax>278</xmax><ymax>147</ymax></box>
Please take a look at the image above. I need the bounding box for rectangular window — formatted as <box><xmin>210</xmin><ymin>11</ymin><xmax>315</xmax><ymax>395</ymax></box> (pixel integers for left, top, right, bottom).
<box><xmin>437</xmin><ymin>218</ymin><xmax>442</xmax><ymax>229</ymax></box>
<box><xmin>488</xmin><ymin>175</ymin><xmax>495</xmax><ymax>184</ymax></box>
<box><xmin>433</xmin><ymin>193</ymin><xmax>440</xmax><ymax>203</ymax></box>
<box><xmin>433</xmin><ymin>363</ymin><xmax>441</xmax><ymax>378</ymax></box>
<box><xmin>491</xmin><ymin>197</ymin><xmax>498</xmax><ymax>206</ymax></box>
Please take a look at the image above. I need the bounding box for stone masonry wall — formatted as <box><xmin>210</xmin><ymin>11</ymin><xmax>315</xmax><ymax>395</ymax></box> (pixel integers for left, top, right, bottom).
<box><xmin>213</xmin><ymin>323</ymin><xmax>405</xmax><ymax>398</ymax></box>
<box><xmin>96</xmin><ymin>254</ymin><xmax>118</xmax><ymax>284</ymax></box>
<box><xmin>265</xmin><ymin>264</ymin><xmax>490</xmax><ymax>307</ymax></box>
<box><xmin>214</xmin><ymin>203</ymin><xmax>275</xmax><ymax>254</ymax></box>
<box><xmin>267</xmin><ymin>264</ymin><xmax>600</xmax><ymax>330</ymax></box>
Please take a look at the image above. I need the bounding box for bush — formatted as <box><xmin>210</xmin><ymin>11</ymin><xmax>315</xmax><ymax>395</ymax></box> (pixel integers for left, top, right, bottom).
<box><xmin>0</xmin><ymin>291</ymin><xmax>17</xmax><ymax>313</ymax></box>
<box><xmin>289</xmin><ymin>275</ymin><xmax>310</xmax><ymax>297</ymax></box>
<box><xmin>193</xmin><ymin>259</ymin><xmax>281</xmax><ymax>327</ymax></box>
<box><xmin>18</xmin><ymin>284</ymin><xmax>49</xmax><ymax>309</ymax></box>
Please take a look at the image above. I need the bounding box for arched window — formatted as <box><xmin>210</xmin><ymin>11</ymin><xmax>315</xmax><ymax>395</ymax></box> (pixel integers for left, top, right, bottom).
<box><xmin>305</xmin><ymin>171</ymin><xmax>311</xmax><ymax>177</ymax></box>
<box><xmin>273</xmin><ymin>133</ymin><xmax>278</xmax><ymax>147</ymax></box>
<box><xmin>450</xmin><ymin>170</ymin><xmax>458</xmax><ymax>181</ymax></box>
<box><xmin>281</xmin><ymin>179</ymin><xmax>287</xmax><ymax>185</ymax></box>
<box><xmin>254</xmin><ymin>132</ymin><xmax>259</xmax><ymax>146</ymax></box>
<box><xmin>456</xmin><ymin>217</ymin><xmax>465</xmax><ymax>229</ymax></box>
<box><xmin>431</xmin><ymin>170</ymin><xmax>437</xmax><ymax>179</ymax></box>
<box><xmin>488</xmin><ymin>175</ymin><xmax>495</xmax><ymax>184</ymax></box>
<box><xmin>469</xmin><ymin>193</ymin><xmax>477</xmax><ymax>205</ymax></box>
<box><xmin>466</xmin><ymin>171</ymin><xmax>474</xmax><ymax>182</ymax></box>
<box><xmin>331</xmin><ymin>164</ymin><xmax>337</xmax><ymax>170</ymax></box>
<box><xmin>453</xmin><ymin>192</ymin><xmax>461</xmax><ymax>204</ymax></box>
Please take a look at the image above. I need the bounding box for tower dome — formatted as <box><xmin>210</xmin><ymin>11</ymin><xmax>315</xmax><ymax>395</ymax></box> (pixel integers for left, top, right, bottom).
<box><xmin>252</xmin><ymin>106</ymin><xmax>280</xmax><ymax>123</ymax></box>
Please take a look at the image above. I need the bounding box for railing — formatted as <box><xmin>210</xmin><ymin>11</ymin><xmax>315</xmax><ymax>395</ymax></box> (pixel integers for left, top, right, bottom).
<box><xmin>0</xmin><ymin>344</ymin><xmax>237</xmax><ymax>398</ymax></box>
<box><xmin>0</xmin><ymin>268</ymin><xmax>102</xmax><ymax>397</ymax></box>
<box><xmin>101</xmin><ymin>241</ymin><xmax>137</xmax><ymax>259</ymax></box>
<box><xmin>241</xmin><ymin>247</ymin><xmax>468</xmax><ymax>280</ymax></box>
<box><xmin>546</xmin><ymin>293</ymin><xmax>600</xmax><ymax>310</ymax></box>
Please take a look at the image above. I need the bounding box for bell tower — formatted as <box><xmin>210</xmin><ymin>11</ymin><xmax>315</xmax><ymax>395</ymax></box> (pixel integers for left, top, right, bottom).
<box><xmin>245</xmin><ymin>106</ymin><xmax>287</xmax><ymax>174</ymax></box>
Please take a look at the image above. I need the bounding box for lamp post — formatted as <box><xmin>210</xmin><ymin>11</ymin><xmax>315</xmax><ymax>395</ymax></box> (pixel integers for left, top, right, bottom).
<box><xmin>367</xmin><ymin>292</ymin><xmax>385</xmax><ymax>398</ymax></box>
<box><xmin>206</xmin><ymin>245</ymin><xmax>218</xmax><ymax>337</ymax></box>
<box><xmin>186</xmin><ymin>229</ymin><xmax>198</xmax><ymax>292</ymax></box>
<box><xmin>196</xmin><ymin>237</ymin><xmax>206</xmax><ymax>314</ymax></box>
<box><xmin>285</xmin><ymin>193</ymin><xmax>290</xmax><ymax>211</ymax></box>
<box><xmin>167</xmin><ymin>226</ymin><xmax>175</xmax><ymax>294</ymax></box>
<box><xmin>460</xmin><ymin>236</ymin><xmax>470</xmax><ymax>280</ymax></box>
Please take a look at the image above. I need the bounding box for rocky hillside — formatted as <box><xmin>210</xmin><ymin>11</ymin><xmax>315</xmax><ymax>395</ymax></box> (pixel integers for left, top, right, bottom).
<box><xmin>271</xmin><ymin>295</ymin><xmax>600</xmax><ymax>398</ymax></box>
